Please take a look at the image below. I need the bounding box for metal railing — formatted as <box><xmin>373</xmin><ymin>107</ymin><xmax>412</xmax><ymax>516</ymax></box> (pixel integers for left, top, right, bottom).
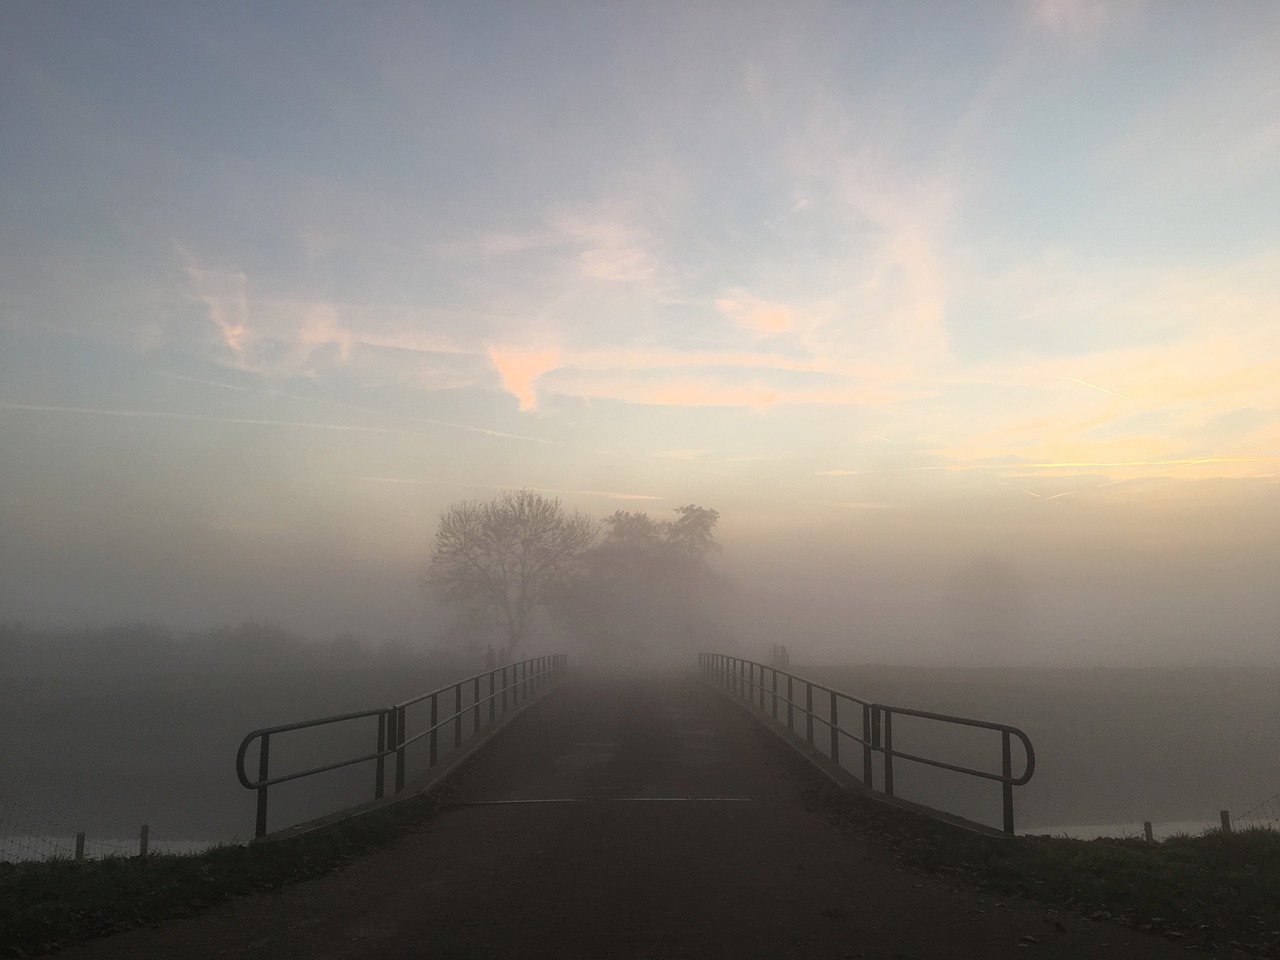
<box><xmin>236</xmin><ymin>654</ymin><xmax>568</xmax><ymax>838</ymax></box>
<box><xmin>699</xmin><ymin>653</ymin><xmax>1035</xmax><ymax>834</ymax></box>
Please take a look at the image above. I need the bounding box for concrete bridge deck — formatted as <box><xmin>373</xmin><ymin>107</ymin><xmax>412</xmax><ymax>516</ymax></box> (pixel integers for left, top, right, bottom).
<box><xmin>59</xmin><ymin>676</ymin><xmax>1207</xmax><ymax>959</ymax></box>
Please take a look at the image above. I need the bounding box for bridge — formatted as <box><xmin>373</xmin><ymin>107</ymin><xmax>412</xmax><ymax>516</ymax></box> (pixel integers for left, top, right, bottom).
<box><xmin>57</xmin><ymin>655</ymin><xmax>1199</xmax><ymax>959</ymax></box>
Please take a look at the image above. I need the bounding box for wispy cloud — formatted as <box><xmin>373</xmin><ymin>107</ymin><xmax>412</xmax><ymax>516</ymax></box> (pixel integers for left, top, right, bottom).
<box><xmin>715</xmin><ymin>291</ymin><xmax>794</xmax><ymax>335</ymax></box>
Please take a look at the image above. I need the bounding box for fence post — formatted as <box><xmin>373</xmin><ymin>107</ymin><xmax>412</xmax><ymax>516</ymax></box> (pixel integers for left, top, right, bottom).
<box><xmin>862</xmin><ymin>703</ymin><xmax>873</xmax><ymax>788</ymax></box>
<box><xmin>490</xmin><ymin>671</ymin><xmax>497</xmax><ymax>722</ymax></box>
<box><xmin>1143</xmin><ymin>820</ymin><xmax>1154</xmax><ymax>842</ymax></box>
<box><xmin>883</xmin><ymin>710</ymin><xmax>894</xmax><ymax>796</ymax></box>
<box><xmin>138</xmin><ymin>824</ymin><xmax>149</xmax><ymax>858</ymax></box>
<box><xmin>75</xmin><ymin>832</ymin><xmax>85</xmax><ymax>861</ymax></box>
<box><xmin>1001</xmin><ymin>730</ymin><xmax>1015</xmax><ymax>834</ymax></box>
<box><xmin>255</xmin><ymin>732</ymin><xmax>270</xmax><ymax>838</ymax></box>
<box><xmin>829</xmin><ymin>690</ymin><xmax>840</xmax><ymax>764</ymax></box>
<box><xmin>375</xmin><ymin>711</ymin><xmax>386</xmax><ymax>800</ymax></box>
<box><xmin>429</xmin><ymin>693</ymin><xmax>439</xmax><ymax>767</ymax></box>
<box><xmin>473</xmin><ymin>676</ymin><xmax>481</xmax><ymax>733</ymax></box>
<box><xmin>787</xmin><ymin>675</ymin><xmax>794</xmax><ymax>731</ymax></box>
<box><xmin>772</xmin><ymin>669</ymin><xmax>779</xmax><ymax>720</ymax></box>
<box><xmin>1221</xmin><ymin>809</ymin><xmax>1232</xmax><ymax>834</ymax></box>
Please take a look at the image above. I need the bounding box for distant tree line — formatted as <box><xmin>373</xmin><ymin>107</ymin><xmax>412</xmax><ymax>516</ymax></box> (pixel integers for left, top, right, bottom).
<box><xmin>0</xmin><ymin>620</ymin><xmax>464</xmax><ymax>681</ymax></box>
<box><xmin>425</xmin><ymin>489</ymin><xmax>730</xmax><ymax>661</ymax></box>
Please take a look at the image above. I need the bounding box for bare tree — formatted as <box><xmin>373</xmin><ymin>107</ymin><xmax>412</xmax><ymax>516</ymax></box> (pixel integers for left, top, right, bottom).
<box><xmin>426</xmin><ymin>490</ymin><xmax>596</xmax><ymax>656</ymax></box>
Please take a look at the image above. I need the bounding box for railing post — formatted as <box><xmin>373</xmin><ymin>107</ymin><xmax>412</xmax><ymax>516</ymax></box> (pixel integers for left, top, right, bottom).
<box><xmin>429</xmin><ymin>693</ymin><xmax>439</xmax><ymax>767</ymax></box>
<box><xmin>454</xmin><ymin>683</ymin><xmax>463</xmax><ymax>748</ymax></box>
<box><xmin>255</xmin><ymin>732</ymin><xmax>270</xmax><ymax>839</ymax></box>
<box><xmin>771</xmin><ymin>668</ymin><xmax>778</xmax><ymax>720</ymax></box>
<box><xmin>473</xmin><ymin>676</ymin><xmax>481</xmax><ymax>733</ymax></box>
<box><xmin>861</xmin><ymin>703</ymin><xmax>873</xmax><ymax>788</ymax></box>
<box><xmin>375</xmin><ymin>711</ymin><xmax>386</xmax><ymax>800</ymax></box>
<box><xmin>1002</xmin><ymin>730</ymin><xmax>1014</xmax><ymax>835</ymax></box>
<box><xmin>882</xmin><ymin>709</ymin><xmax>894</xmax><ymax>796</ymax></box>
<box><xmin>805</xmin><ymin>683</ymin><xmax>814</xmax><ymax>745</ymax></box>
<box><xmin>502</xmin><ymin>666</ymin><xmax>509</xmax><ymax>712</ymax></box>
<box><xmin>829</xmin><ymin>690</ymin><xmax>840</xmax><ymax>764</ymax></box>
<box><xmin>490</xmin><ymin>671</ymin><xmax>496</xmax><ymax>722</ymax></box>
<box><xmin>787</xmin><ymin>675</ymin><xmax>794</xmax><ymax>731</ymax></box>
<box><xmin>395</xmin><ymin>705</ymin><xmax>406</xmax><ymax>792</ymax></box>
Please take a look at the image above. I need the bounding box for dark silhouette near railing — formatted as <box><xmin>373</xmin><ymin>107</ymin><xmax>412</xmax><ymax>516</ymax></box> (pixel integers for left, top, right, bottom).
<box><xmin>236</xmin><ymin>654</ymin><xmax>568</xmax><ymax>838</ymax></box>
<box><xmin>699</xmin><ymin>653</ymin><xmax>1035</xmax><ymax>834</ymax></box>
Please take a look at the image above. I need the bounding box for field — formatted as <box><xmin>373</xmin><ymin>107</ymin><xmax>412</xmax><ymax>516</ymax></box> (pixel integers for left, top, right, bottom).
<box><xmin>5</xmin><ymin>637</ymin><xmax>1280</xmax><ymax>854</ymax></box>
<box><xmin>800</xmin><ymin>663</ymin><xmax>1280</xmax><ymax>835</ymax></box>
<box><xmin>0</xmin><ymin>627</ymin><xmax>480</xmax><ymax>853</ymax></box>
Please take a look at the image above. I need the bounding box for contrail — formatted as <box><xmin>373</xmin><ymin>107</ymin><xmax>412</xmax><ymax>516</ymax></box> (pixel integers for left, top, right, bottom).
<box><xmin>816</xmin><ymin>457</ymin><xmax>1275</xmax><ymax>476</ymax></box>
<box><xmin>157</xmin><ymin>372</ymin><xmax>557</xmax><ymax>445</ymax></box>
<box><xmin>1</xmin><ymin>402</ymin><xmax>475</xmax><ymax>440</ymax></box>
<box><xmin>1066</xmin><ymin>376</ymin><xmax>1132</xmax><ymax>401</ymax></box>
<box><xmin>358</xmin><ymin>476</ymin><xmax>663</xmax><ymax>501</ymax></box>
<box><xmin>1</xmin><ymin>400</ymin><xmax>552</xmax><ymax>445</ymax></box>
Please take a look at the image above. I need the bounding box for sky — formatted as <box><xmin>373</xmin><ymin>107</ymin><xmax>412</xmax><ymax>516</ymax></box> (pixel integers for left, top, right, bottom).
<box><xmin>1</xmin><ymin>1</ymin><xmax>1278</xmax><ymax>663</ymax></box>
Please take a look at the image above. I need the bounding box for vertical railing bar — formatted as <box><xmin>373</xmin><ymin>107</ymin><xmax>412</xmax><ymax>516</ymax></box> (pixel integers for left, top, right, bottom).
<box><xmin>1002</xmin><ymin>730</ymin><xmax>1014</xmax><ymax>835</ymax></box>
<box><xmin>395</xmin><ymin>705</ymin><xmax>406</xmax><ymax>792</ymax></box>
<box><xmin>805</xmin><ymin>683</ymin><xmax>814</xmax><ymax>745</ymax></box>
<box><xmin>255</xmin><ymin>733</ymin><xmax>270</xmax><ymax>839</ymax></box>
<box><xmin>787</xmin><ymin>674</ymin><xmax>794</xmax><ymax>731</ymax></box>
<box><xmin>883</xmin><ymin>709</ymin><xmax>894</xmax><ymax>796</ymax></box>
<box><xmin>429</xmin><ymin>693</ymin><xmax>439</xmax><ymax>767</ymax></box>
<box><xmin>829</xmin><ymin>690</ymin><xmax>840</xmax><ymax>765</ymax></box>
<box><xmin>489</xmin><ymin>670</ymin><xmax>496</xmax><ymax>723</ymax></box>
<box><xmin>861</xmin><ymin>703</ymin><xmax>873</xmax><ymax>788</ymax></box>
<box><xmin>473</xmin><ymin>675</ymin><xmax>481</xmax><ymax>734</ymax></box>
<box><xmin>454</xmin><ymin>683</ymin><xmax>463</xmax><ymax>749</ymax></box>
<box><xmin>375</xmin><ymin>711</ymin><xmax>386</xmax><ymax>800</ymax></box>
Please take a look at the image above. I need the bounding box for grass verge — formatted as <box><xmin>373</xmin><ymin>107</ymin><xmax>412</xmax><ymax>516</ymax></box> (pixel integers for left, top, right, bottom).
<box><xmin>821</xmin><ymin>786</ymin><xmax>1280</xmax><ymax>957</ymax></box>
<box><xmin>1</xmin><ymin>786</ymin><xmax>453</xmax><ymax>958</ymax></box>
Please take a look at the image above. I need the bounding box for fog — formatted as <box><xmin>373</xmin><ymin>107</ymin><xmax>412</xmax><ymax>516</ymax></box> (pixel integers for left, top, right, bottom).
<box><xmin>4</xmin><ymin>479</ymin><xmax>1277</xmax><ymax>668</ymax></box>
<box><xmin>3</xmin><ymin>0</ymin><xmax>1280</xmax><ymax>860</ymax></box>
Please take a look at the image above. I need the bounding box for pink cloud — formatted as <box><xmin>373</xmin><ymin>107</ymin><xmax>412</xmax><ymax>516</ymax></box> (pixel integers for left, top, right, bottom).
<box><xmin>715</xmin><ymin>293</ymin><xmax>794</xmax><ymax>334</ymax></box>
<box><xmin>488</xmin><ymin>346</ymin><xmax>561</xmax><ymax>411</ymax></box>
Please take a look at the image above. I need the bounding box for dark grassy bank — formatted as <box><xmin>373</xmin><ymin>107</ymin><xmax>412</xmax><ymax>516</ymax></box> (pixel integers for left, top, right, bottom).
<box><xmin>820</xmin><ymin>783</ymin><xmax>1280</xmax><ymax>957</ymax></box>
<box><xmin>1</xmin><ymin>784</ymin><xmax>454</xmax><ymax>959</ymax></box>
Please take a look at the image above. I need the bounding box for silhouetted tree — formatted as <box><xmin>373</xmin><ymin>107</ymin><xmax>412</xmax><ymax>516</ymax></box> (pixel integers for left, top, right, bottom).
<box><xmin>426</xmin><ymin>489</ymin><xmax>596</xmax><ymax>657</ymax></box>
<box><xmin>554</xmin><ymin>505</ymin><xmax>725</xmax><ymax>662</ymax></box>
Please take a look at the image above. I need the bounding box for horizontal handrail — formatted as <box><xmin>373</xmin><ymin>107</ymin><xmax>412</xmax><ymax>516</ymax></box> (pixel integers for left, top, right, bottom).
<box><xmin>235</xmin><ymin>707</ymin><xmax>389</xmax><ymax>790</ymax></box>
<box><xmin>236</xmin><ymin>654</ymin><xmax>568</xmax><ymax>837</ymax></box>
<box><xmin>698</xmin><ymin>652</ymin><xmax>1035</xmax><ymax>834</ymax></box>
<box><xmin>876</xmin><ymin>702</ymin><xmax>1035</xmax><ymax>787</ymax></box>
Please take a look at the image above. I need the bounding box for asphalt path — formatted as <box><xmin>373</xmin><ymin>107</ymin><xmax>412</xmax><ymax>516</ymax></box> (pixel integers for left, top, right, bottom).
<box><xmin>56</xmin><ymin>675</ymin><xmax>1227</xmax><ymax>959</ymax></box>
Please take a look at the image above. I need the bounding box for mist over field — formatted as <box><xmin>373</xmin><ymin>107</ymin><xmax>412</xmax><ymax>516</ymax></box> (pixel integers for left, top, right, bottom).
<box><xmin>3</xmin><ymin>0</ymin><xmax>1279</xmax><ymax>865</ymax></box>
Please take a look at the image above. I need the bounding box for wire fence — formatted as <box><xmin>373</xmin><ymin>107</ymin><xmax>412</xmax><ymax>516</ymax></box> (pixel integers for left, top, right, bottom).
<box><xmin>1236</xmin><ymin>792</ymin><xmax>1280</xmax><ymax>832</ymax></box>
<box><xmin>1</xmin><ymin>792</ymin><xmax>222</xmax><ymax>863</ymax></box>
